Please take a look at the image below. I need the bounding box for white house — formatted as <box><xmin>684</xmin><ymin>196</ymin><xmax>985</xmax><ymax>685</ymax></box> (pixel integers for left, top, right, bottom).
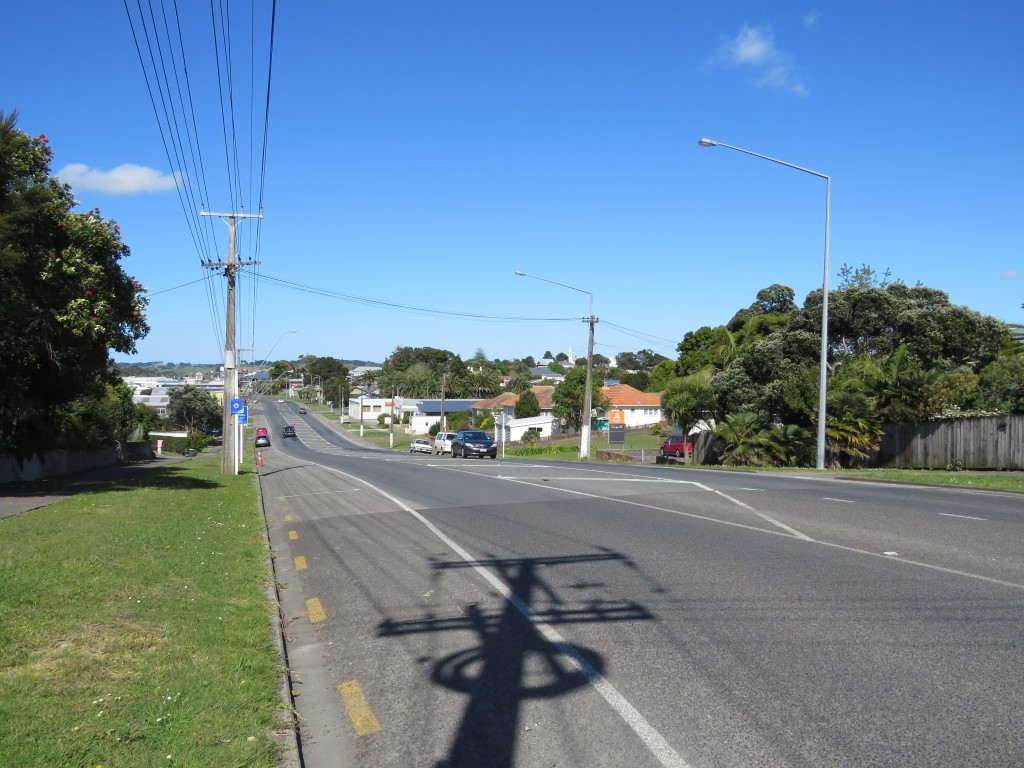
<box><xmin>600</xmin><ymin>384</ymin><xmax>663</xmax><ymax>428</ymax></box>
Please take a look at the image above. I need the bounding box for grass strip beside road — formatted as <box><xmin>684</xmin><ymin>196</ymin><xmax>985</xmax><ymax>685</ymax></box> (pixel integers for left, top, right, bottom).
<box><xmin>0</xmin><ymin>453</ymin><xmax>283</xmax><ymax>768</ymax></box>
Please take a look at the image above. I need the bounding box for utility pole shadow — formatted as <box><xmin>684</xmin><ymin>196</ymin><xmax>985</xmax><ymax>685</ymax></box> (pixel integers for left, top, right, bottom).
<box><xmin>378</xmin><ymin>549</ymin><xmax>654</xmax><ymax>768</ymax></box>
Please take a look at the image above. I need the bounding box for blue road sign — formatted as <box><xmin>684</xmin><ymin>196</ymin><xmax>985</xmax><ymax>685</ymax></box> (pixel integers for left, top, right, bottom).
<box><xmin>230</xmin><ymin>398</ymin><xmax>244</xmax><ymax>414</ymax></box>
<box><xmin>237</xmin><ymin>406</ymin><xmax>248</xmax><ymax>425</ymax></box>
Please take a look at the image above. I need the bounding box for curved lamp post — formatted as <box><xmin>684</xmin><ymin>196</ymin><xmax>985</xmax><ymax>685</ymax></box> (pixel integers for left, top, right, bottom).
<box><xmin>698</xmin><ymin>138</ymin><xmax>830</xmax><ymax>470</ymax></box>
<box><xmin>515</xmin><ymin>270</ymin><xmax>597</xmax><ymax>461</ymax></box>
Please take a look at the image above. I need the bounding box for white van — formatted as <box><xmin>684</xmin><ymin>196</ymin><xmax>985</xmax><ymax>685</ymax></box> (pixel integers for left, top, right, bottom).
<box><xmin>434</xmin><ymin>432</ymin><xmax>457</xmax><ymax>455</ymax></box>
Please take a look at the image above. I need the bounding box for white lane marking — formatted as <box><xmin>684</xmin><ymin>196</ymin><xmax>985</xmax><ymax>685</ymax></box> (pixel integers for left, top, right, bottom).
<box><xmin>740</xmin><ymin>488</ymin><xmax>764</xmax><ymax>492</ymax></box>
<box><xmin>277</xmin><ymin>489</ymin><xmax>361</xmax><ymax>500</ymax></box>
<box><xmin>938</xmin><ymin>513</ymin><xmax>987</xmax><ymax>521</ymax></box>
<box><xmin>708</xmin><ymin>488</ymin><xmax>814</xmax><ymax>541</ymax></box>
<box><xmin>297</xmin><ymin>460</ymin><xmax>693</xmax><ymax>768</ymax></box>
<box><xmin>823</xmin><ymin>497</ymin><xmax>856</xmax><ymax>504</ymax></box>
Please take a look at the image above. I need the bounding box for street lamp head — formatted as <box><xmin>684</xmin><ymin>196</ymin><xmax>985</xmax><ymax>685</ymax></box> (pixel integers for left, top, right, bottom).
<box><xmin>698</xmin><ymin>138</ymin><xmax>718</xmax><ymax>147</ymax></box>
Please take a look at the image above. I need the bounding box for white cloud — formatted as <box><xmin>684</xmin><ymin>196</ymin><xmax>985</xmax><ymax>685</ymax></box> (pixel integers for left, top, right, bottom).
<box><xmin>711</xmin><ymin>24</ymin><xmax>807</xmax><ymax>95</ymax></box>
<box><xmin>1002</xmin><ymin>270</ymin><xmax>1020</xmax><ymax>280</ymax></box>
<box><xmin>802</xmin><ymin>11</ymin><xmax>820</xmax><ymax>29</ymax></box>
<box><xmin>57</xmin><ymin>163</ymin><xmax>181</xmax><ymax>194</ymax></box>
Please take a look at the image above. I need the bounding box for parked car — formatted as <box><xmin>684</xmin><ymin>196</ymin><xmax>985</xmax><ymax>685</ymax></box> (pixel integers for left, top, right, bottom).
<box><xmin>255</xmin><ymin>434</ymin><xmax>271</xmax><ymax>448</ymax></box>
<box><xmin>298</xmin><ymin>407</ymin><xmax>307</xmax><ymax>414</ymax></box>
<box><xmin>434</xmin><ymin>431</ymin><xmax>458</xmax><ymax>455</ymax></box>
<box><xmin>660</xmin><ymin>434</ymin><xmax>689</xmax><ymax>457</ymax></box>
<box><xmin>452</xmin><ymin>430</ymin><xmax>497</xmax><ymax>459</ymax></box>
<box><xmin>409</xmin><ymin>438</ymin><xmax>432</xmax><ymax>454</ymax></box>
<box><xmin>256</xmin><ymin>426</ymin><xmax>269</xmax><ymax>437</ymax></box>
<box><xmin>282</xmin><ymin>425</ymin><xmax>297</xmax><ymax>439</ymax></box>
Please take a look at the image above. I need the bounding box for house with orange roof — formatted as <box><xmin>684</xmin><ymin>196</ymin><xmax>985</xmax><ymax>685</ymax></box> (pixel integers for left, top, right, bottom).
<box><xmin>471</xmin><ymin>386</ymin><xmax>559</xmax><ymax>441</ymax></box>
<box><xmin>599</xmin><ymin>383</ymin><xmax>663</xmax><ymax>428</ymax></box>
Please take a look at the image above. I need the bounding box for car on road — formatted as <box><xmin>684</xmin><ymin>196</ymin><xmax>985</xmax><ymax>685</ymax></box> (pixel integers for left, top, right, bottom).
<box><xmin>409</xmin><ymin>438</ymin><xmax>432</xmax><ymax>454</ymax></box>
<box><xmin>255</xmin><ymin>434</ymin><xmax>271</xmax><ymax>448</ymax></box>
<box><xmin>256</xmin><ymin>427</ymin><xmax>269</xmax><ymax>437</ymax></box>
<box><xmin>277</xmin><ymin>399</ymin><xmax>284</xmax><ymax>403</ymax></box>
<box><xmin>282</xmin><ymin>425</ymin><xmax>297</xmax><ymax>439</ymax></box>
<box><xmin>298</xmin><ymin>407</ymin><xmax>307</xmax><ymax>414</ymax></box>
<box><xmin>452</xmin><ymin>430</ymin><xmax>497</xmax><ymax>459</ymax></box>
<box><xmin>433</xmin><ymin>431</ymin><xmax>457</xmax><ymax>455</ymax></box>
<box><xmin>660</xmin><ymin>434</ymin><xmax>689</xmax><ymax>457</ymax></box>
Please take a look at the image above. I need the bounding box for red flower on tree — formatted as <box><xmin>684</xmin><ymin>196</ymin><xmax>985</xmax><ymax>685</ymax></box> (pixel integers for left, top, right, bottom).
<box><xmin>84</xmin><ymin>290</ymin><xmax>93</xmax><ymax>297</ymax></box>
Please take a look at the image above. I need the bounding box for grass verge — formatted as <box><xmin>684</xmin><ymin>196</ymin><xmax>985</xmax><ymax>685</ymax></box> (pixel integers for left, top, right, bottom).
<box><xmin>0</xmin><ymin>453</ymin><xmax>283</xmax><ymax>768</ymax></box>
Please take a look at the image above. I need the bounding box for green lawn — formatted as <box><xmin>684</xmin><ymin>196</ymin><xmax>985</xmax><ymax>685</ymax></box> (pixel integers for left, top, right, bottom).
<box><xmin>0</xmin><ymin>453</ymin><xmax>285</xmax><ymax>768</ymax></box>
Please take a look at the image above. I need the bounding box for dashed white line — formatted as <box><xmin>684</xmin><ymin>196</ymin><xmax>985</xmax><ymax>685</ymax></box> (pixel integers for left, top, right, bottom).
<box><xmin>822</xmin><ymin>497</ymin><xmax>855</xmax><ymax>503</ymax></box>
<box><xmin>938</xmin><ymin>512</ymin><xmax>987</xmax><ymax>521</ymax></box>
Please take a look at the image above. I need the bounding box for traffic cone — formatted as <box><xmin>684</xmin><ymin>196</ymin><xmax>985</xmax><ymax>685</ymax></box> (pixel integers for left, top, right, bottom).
<box><xmin>257</xmin><ymin>450</ymin><xmax>264</xmax><ymax>467</ymax></box>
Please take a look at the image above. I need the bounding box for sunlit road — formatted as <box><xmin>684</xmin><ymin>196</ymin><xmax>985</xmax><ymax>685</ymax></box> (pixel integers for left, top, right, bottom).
<box><xmin>256</xmin><ymin>400</ymin><xmax>1024</xmax><ymax>768</ymax></box>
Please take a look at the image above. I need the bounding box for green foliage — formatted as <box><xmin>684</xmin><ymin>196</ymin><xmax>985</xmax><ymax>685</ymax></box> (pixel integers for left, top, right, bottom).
<box><xmin>166</xmin><ymin>385</ymin><xmax>221</xmax><ymax>438</ymax></box>
<box><xmin>661</xmin><ymin>375</ymin><xmax>716</xmax><ymax>435</ymax></box>
<box><xmin>548</xmin><ymin>362</ymin><xmax>566</xmax><ymax>374</ymax></box>
<box><xmin>552</xmin><ymin>367</ymin><xmax>608</xmax><ymax>432</ymax></box>
<box><xmin>444</xmin><ymin>410</ymin><xmax>472</xmax><ymax>433</ymax></box>
<box><xmin>521</xmin><ymin>428</ymin><xmax>541</xmax><ymax>446</ymax></box>
<box><xmin>514</xmin><ymin>389</ymin><xmax>541</xmax><ymax>418</ymax></box>
<box><xmin>972</xmin><ymin>357</ymin><xmax>1024</xmax><ymax>413</ymax></box>
<box><xmin>510</xmin><ymin>372</ymin><xmax>534</xmax><ymax>393</ymax></box>
<box><xmin>0</xmin><ymin>112</ymin><xmax>149</xmax><ymax>455</ymax></box>
<box><xmin>713</xmin><ymin>412</ymin><xmax>774</xmax><ymax>466</ymax></box>
<box><xmin>505</xmin><ymin>444</ymin><xmax>578</xmax><ymax>457</ymax></box>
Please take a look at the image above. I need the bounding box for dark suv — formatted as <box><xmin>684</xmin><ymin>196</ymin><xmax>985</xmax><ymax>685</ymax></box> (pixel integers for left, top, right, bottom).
<box><xmin>282</xmin><ymin>425</ymin><xmax>297</xmax><ymax>439</ymax></box>
<box><xmin>452</xmin><ymin>430</ymin><xmax>497</xmax><ymax>459</ymax></box>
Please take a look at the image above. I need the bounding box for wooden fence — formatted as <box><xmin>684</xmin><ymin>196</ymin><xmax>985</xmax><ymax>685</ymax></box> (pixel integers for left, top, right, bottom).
<box><xmin>688</xmin><ymin>414</ymin><xmax>1023</xmax><ymax>470</ymax></box>
<box><xmin>870</xmin><ymin>415</ymin><xmax>1023</xmax><ymax>470</ymax></box>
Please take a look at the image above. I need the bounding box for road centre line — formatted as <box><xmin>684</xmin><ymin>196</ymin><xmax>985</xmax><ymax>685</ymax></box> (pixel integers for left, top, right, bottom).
<box><xmin>823</xmin><ymin>497</ymin><xmax>856</xmax><ymax>503</ymax></box>
<box><xmin>938</xmin><ymin>512</ymin><xmax>988</xmax><ymax>521</ymax></box>
<box><xmin>299</xmin><ymin>459</ymin><xmax>692</xmax><ymax>768</ymax></box>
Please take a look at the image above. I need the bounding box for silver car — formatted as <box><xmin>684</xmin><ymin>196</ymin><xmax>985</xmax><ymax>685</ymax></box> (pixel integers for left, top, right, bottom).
<box><xmin>409</xmin><ymin>438</ymin><xmax>432</xmax><ymax>454</ymax></box>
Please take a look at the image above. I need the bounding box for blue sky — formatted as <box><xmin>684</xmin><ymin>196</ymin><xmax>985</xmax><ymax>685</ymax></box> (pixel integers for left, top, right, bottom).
<box><xmin>6</xmin><ymin>2</ymin><xmax>1022</xmax><ymax>367</ymax></box>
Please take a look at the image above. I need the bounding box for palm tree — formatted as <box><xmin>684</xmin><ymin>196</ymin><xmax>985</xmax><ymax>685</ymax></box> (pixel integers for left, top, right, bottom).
<box><xmin>661</xmin><ymin>374</ymin><xmax>716</xmax><ymax>438</ymax></box>
<box><xmin>824</xmin><ymin>389</ymin><xmax>883</xmax><ymax>468</ymax></box>
<box><xmin>713</xmin><ymin>411</ymin><xmax>773</xmax><ymax>466</ymax></box>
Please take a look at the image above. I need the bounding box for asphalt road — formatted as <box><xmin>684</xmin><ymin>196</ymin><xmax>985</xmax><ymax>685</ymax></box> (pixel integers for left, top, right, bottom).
<box><xmin>256</xmin><ymin>400</ymin><xmax>1024</xmax><ymax>768</ymax></box>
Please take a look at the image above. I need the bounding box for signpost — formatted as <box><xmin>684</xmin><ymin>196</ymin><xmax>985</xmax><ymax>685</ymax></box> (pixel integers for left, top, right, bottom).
<box><xmin>608</xmin><ymin>410</ymin><xmax>625</xmax><ymax>446</ymax></box>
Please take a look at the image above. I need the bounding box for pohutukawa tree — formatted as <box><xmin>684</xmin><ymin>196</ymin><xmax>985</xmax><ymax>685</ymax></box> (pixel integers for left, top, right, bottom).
<box><xmin>0</xmin><ymin>111</ymin><xmax>149</xmax><ymax>454</ymax></box>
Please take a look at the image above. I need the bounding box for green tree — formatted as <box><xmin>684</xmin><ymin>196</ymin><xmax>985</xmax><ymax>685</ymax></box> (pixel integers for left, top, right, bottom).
<box><xmin>973</xmin><ymin>357</ymin><xmax>1024</xmax><ymax>413</ymax></box>
<box><xmin>552</xmin><ymin>367</ymin><xmax>608</xmax><ymax>432</ymax></box>
<box><xmin>514</xmin><ymin>389</ymin><xmax>541</xmax><ymax>418</ymax></box>
<box><xmin>661</xmin><ymin>375</ymin><xmax>716</xmax><ymax>438</ymax></box>
<box><xmin>167</xmin><ymin>386</ymin><xmax>221</xmax><ymax>438</ymax></box>
<box><xmin>0</xmin><ymin>112</ymin><xmax>149</xmax><ymax>454</ymax></box>
<box><xmin>510</xmin><ymin>372</ymin><xmax>534</xmax><ymax>394</ymax></box>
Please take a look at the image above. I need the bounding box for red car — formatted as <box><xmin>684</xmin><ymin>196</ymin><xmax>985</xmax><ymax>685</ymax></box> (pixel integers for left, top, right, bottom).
<box><xmin>255</xmin><ymin>427</ymin><xmax>269</xmax><ymax>437</ymax></box>
<box><xmin>660</xmin><ymin>434</ymin><xmax>689</xmax><ymax>457</ymax></box>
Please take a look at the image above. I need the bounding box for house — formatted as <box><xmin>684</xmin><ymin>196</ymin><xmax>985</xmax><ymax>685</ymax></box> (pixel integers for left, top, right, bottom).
<box><xmin>408</xmin><ymin>399</ymin><xmax>480</xmax><ymax>434</ymax></box>
<box><xmin>600</xmin><ymin>384</ymin><xmax>663</xmax><ymax>428</ymax></box>
<box><xmin>472</xmin><ymin>386</ymin><xmax>560</xmax><ymax>441</ymax></box>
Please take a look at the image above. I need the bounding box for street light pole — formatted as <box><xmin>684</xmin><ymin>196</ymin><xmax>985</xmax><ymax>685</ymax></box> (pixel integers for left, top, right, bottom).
<box><xmin>698</xmin><ymin>138</ymin><xmax>830</xmax><ymax>470</ymax></box>
<box><xmin>515</xmin><ymin>271</ymin><xmax>597</xmax><ymax>461</ymax></box>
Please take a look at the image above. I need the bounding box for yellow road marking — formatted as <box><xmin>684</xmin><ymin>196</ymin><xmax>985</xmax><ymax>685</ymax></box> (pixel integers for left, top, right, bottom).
<box><xmin>306</xmin><ymin>597</ymin><xmax>326</xmax><ymax>623</ymax></box>
<box><xmin>295</xmin><ymin>556</ymin><xmax>308</xmax><ymax>571</ymax></box>
<box><xmin>338</xmin><ymin>680</ymin><xmax>381</xmax><ymax>736</ymax></box>
<box><xmin>288</xmin><ymin>530</ymin><xmax>298</xmax><ymax>540</ymax></box>
<box><xmin>284</xmin><ymin>514</ymin><xmax>294</xmax><ymax>522</ymax></box>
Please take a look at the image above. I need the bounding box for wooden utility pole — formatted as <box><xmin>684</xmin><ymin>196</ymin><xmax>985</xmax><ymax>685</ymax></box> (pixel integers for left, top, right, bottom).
<box><xmin>201</xmin><ymin>209</ymin><xmax>262</xmax><ymax>475</ymax></box>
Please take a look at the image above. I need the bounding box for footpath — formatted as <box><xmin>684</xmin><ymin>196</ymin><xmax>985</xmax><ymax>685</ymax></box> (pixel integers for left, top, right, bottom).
<box><xmin>0</xmin><ymin>453</ymin><xmax>192</xmax><ymax>520</ymax></box>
